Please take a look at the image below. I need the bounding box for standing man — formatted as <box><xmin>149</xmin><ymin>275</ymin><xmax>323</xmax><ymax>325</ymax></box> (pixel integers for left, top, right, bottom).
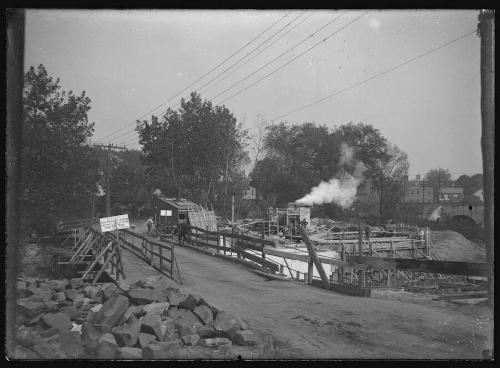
<box><xmin>146</xmin><ymin>217</ymin><xmax>153</xmax><ymax>234</ymax></box>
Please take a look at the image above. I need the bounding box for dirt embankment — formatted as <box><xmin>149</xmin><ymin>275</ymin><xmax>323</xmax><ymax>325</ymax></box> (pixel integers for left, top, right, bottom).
<box><xmin>429</xmin><ymin>230</ymin><xmax>486</xmax><ymax>263</ymax></box>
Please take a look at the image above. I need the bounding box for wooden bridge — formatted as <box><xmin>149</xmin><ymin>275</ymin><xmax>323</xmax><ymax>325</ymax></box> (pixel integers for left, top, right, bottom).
<box><xmin>48</xmin><ymin>222</ymin><xmax>488</xmax><ymax>299</ymax></box>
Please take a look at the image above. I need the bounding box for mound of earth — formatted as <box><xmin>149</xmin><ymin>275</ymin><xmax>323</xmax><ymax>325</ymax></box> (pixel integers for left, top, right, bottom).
<box><xmin>429</xmin><ymin>230</ymin><xmax>486</xmax><ymax>263</ymax></box>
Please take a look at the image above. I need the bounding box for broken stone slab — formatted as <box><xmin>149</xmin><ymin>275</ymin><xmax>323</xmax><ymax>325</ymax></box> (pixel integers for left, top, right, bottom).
<box><xmin>178</xmin><ymin>293</ymin><xmax>201</xmax><ymax>311</ymax></box>
<box><xmin>225</xmin><ymin>329</ymin><xmax>258</xmax><ymax>346</ymax></box>
<box><xmin>181</xmin><ymin>334</ymin><xmax>200</xmax><ymax>346</ymax></box>
<box><xmin>15</xmin><ymin>326</ymin><xmax>41</xmax><ymax>347</ymax></box>
<box><xmin>118</xmin><ymin>279</ymin><xmax>130</xmax><ymax>292</ymax></box>
<box><xmin>59</xmin><ymin>306</ymin><xmax>81</xmax><ymax>321</ymax></box>
<box><xmin>93</xmin><ymin>294</ymin><xmax>129</xmax><ymax>331</ymax></box>
<box><xmin>102</xmin><ymin>283</ymin><xmax>120</xmax><ymax>301</ymax></box>
<box><xmin>194</xmin><ymin>323</ymin><xmax>216</xmax><ymax>338</ymax></box>
<box><xmin>112</xmin><ymin>320</ymin><xmax>141</xmax><ymax>347</ymax></box>
<box><xmin>166</xmin><ymin>306</ymin><xmax>183</xmax><ymax>320</ymax></box>
<box><xmin>99</xmin><ymin>333</ymin><xmax>118</xmax><ymax>346</ymax></box>
<box><xmin>97</xmin><ymin>342</ymin><xmax>118</xmax><ymax>359</ymax></box>
<box><xmin>71</xmin><ymin>323</ymin><xmax>82</xmax><ymax>334</ymax></box>
<box><xmin>41</xmin><ymin>312</ymin><xmax>73</xmax><ymax>332</ymax></box>
<box><xmin>142</xmin><ymin>341</ymin><xmax>179</xmax><ymax>359</ymax></box>
<box><xmin>142</xmin><ymin>302</ymin><xmax>169</xmax><ymax>315</ymax></box>
<box><xmin>17</xmin><ymin>301</ymin><xmax>46</xmax><ymax>318</ymax></box>
<box><xmin>90</xmin><ymin>304</ymin><xmax>103</xmax><ymax>313</ymax></box>
<box><xmin>11</xmin><ymin>345</ymin><xmax>40</xmax><ymax>359</ymax></box>
<box><xmin>38</xmin><ymin>327</ymin><xmax>60</xmax><ymax>340</ymax></box>
<box><xmin>140</xmin><ymin>312</ymin><xmax>163</xmax><ymax>340</ymax></box>
<box><xmin>63</xmin><ymin>289</ymin><xmax>82</xmax><ymax>302</ymax></box>
<box><xmin>202</xmin><ymin>337</ymin><xmax>232</xmax><ymax>349</ymax></box>
<box><xmin>55</xmin><ymin>291</ymin><xmax>66</xmax><ymax>302</ymax></box>
<box><xmin>27</xmin><ymin>287</ymin><xmax>54</xmax><ymax>302</ymax></box>
<box><xmin>70</xmin><ymin>278</ymin><xmax>83</xmax><ymax>290</ymax></box>
<box><xmin>150</xmin><ymin>276</ymin><xmax>178</xmax><ymax>291</ymax></box>
<box><xmin>81</xmin><ymin>323</ymin><xmax>103</xmax><ymax>349</ymax></box>
<box><xmin>48</xmin><ymin>279</ymin><xmax>69</xmax><ymax>291</ymax></box>
<box><xmin>174</xmin><ymin>310</ymin><xmax>203</xmax><ymax>337</ymax></box>
<box><xmin>128</xmin><ymin>288</ymin><xmax>163</xmax><ymax>304</ymax></box>
<box><xmin>116</xmin><ymin>347</ymin><xmax>143</xmax><ymax>359</ymax></box>
<box><xmin>32</xmin><ymin>340</ymin><xmax>65</xmax><ymax>359</ymax></box>
<box><xmin>214</xmin><ymin>311</ymin><xmax>248</xmax><ymax>332</ymax></box>
<box><xmin>57</xmin><ymin>331</ymin><xmax>85</xmax><ymax>358</ymax></box>
<box><xmin>193</xmin><ymin>305</ymin><xmax>214</xmax><ymax>325</ymax></box>
<box><xmin>138</xmin><ymin>332</ymin><xmax>157</xmax><ymax>348</ymax></box>
<box><xmin>162</xmin><ymin>288</ymin><xmax>185</xmax><ymax>306</ymax></box>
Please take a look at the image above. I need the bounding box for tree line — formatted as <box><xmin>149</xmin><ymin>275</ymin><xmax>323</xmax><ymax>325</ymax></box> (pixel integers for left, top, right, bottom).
<box><xmin>20</xmin><ymin>65</ymin><xmax>483</xmax><ymax>234</ymax></box>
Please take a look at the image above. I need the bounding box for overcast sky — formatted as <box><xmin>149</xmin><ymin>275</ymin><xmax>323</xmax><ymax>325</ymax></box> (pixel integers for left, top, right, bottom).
<box><xmin>24</xmin><ymin>9</ymin><xmax>482</xmax><ymax>179</ymax></box>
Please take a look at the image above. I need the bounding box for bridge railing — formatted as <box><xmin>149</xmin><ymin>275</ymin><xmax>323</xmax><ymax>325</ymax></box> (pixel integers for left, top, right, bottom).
<box><xmin>186</xmin><ymin>226</ymin><xmax>279</xmax><ymax>272</ymax></box>
<box><xmin>118</xmin><ymin>228</ymin><xmax>182</xmax><ymax>284</ymax></box>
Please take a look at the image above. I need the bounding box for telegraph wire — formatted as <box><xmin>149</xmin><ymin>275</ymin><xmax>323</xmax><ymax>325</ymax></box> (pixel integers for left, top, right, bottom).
<box><xmin>199</xmin><ymin>11</ymin><xmax>311</xmax><ymax>94</ymax></box>
<box><xmin>216</xmin><ymin>11</ymin><xmax>368</xmax><ymax>105</ymax></box>
<box><xmin>269</xmin><ymin>30</ymin><xmax>477</xmax><ymax>122</ymax></box>
<box><xmin>98</xmin><ymin>12</ymin><xmax>290</xmax><ymax>142</ymax></box>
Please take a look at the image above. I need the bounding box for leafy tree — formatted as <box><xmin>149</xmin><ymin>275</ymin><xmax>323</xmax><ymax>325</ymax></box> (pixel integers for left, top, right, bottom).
<box><xmin>454</xmin><ymin>173</ymin><xmax>483</xmax><ymax>196</ymax></box>
<box><xmin>424</xmin><ymin>168</ymin><xmax>453</xmax><ymax>200</ymax></box>
<box><xmin>22</xmin><ymin>64</ymin><xmax>95</xmax><ymax>234</ymax></box>
<box><xmin>136</xmin><ymin>92</ymin><xmax>248</xmax><ymax>217</ymax></box>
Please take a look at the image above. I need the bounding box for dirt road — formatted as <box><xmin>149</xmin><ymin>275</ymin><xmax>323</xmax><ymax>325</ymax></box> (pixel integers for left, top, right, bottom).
<box><xmin>172</xmin><ymin>244</ymin><xmax>492</xmax><ymax>359</ymax></box>
<box><xmin>128</xmin><ymin>221</ymin><xmax>492</xmax><ymax>359</ymax></box>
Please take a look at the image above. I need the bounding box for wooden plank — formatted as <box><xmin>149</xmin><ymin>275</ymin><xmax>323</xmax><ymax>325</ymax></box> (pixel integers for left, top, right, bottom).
<box><xmin>346</xmin><ymin>256</ymin><xmax>490</xmax><ymax>277</ymax></box>
<box><xmin>241</xmin><ymin>251</ymin><xmax>279</xmax><ymax>272</ymax></box>
<box><xmin>299</xmin><ymin>226</ymin><xmax>329</xmax><ymax>289</ymax></box>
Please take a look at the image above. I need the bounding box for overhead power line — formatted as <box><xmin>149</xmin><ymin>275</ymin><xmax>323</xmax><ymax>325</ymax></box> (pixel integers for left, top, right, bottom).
<box><xmin>99</xmin><ymin>12</ymin><xmax>290</xmax><ymax>142</ymax></box>
<box><xmin>270</xmin><ymin>30</ymin><xmax>477</xmax><ymax>122</ymax></box>
<box><xmin>217</xmin><ymin>11</ymin><xmax>368</xmax><ymax>105</ymax></box>
<box><xmin>208</xmin><ymin>11</ymin><xmax>349</xmax><ymax>102</ymax></box>
<box><xmin>199</xmin><ymin>11</ymin><xmax>311</xmax><ymax>95</ymax></box>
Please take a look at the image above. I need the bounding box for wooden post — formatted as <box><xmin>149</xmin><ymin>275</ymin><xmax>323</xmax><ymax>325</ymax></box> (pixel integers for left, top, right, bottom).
<box><xmin>298</xmin><ymin>226</ymin><xmax>329</xmax><ymax>289</ymax></box>
<box><xmin>296</xmin><ymin>270</ymin><xmax>300</xmax><ymax>280</ymax></box>
<box><xmin>386</xmin><ymin>269</ymin><xmax>392</xmax><ymax>287</ymax></box>
<box><xmin>236</xmin><ymin>230</ymin><xmax>241</xmax><ymax>260</ymax></box>
<box><xmin>479</xmin><ymin>10</ymin><xmax>495</xmax><ymax>310</ymax></box>
<box><xmin>411</xmin><ymin>239</ymin><xmax>415</xmax><ymax>259</ymax></box>
<box><xmin>223</xmin><ymin>235</ymin><xmax>226</xmax><ymax>255</ymax></box>
<box><xmin>149</xmin><ymin>241</ymin><xmax>153</xmax><ymax>265</ymax></box>
<box><xmin>279</xmin><ymin>264</ymin><xmax>284</xmax><ymax>274</ymax></box>
<box><xmin>159</xmin><ymin>246</ymin><xmax>163</xmax><ymax>270</ymax></box>
<box><xmin>307</xmin><ymin>260</ymin><xmax>314</xmax><ymax>285</ymax></box>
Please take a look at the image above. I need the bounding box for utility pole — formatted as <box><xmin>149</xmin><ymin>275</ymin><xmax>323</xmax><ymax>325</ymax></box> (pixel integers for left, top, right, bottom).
<box><xmin>478</xmin><ymin>9</ymin><xmax>494</xmax><ymax>311</ymax></box>
<box><xmin>231</xmin><ymin>195</ymin><xmax>235</xmax><ymax>224</ymax></box>
<box><xmin>421</xmin><ymin>177</ymin><xmax>425</xmax><ymax>220</ymax></box>
<box><xmin>94</xmin><ymin>143</ymin><xmax>127</xmax><ymax>217</ymax></box>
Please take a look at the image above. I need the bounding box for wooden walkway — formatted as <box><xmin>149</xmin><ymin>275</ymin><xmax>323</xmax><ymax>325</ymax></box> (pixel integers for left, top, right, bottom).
<box><xmin>120</xmin><ymin>245</ymin><xmax>164</xmax><ymax>284</ymax></box>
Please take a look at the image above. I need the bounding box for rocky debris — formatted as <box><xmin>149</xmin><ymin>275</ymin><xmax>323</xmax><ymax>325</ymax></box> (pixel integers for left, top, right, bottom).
<box><xmin>193</xmin><ymin>305</ymin><xmax>214</xmax><ymax>325</ymax></box>
<box><xmin>41</xmin><ymin>312</ymin><xmax>73</xmax><ymax>332</ymax></box>
<box><xmin>128</xmin><ymin>288</ymin><xmax>163</xmax><ymax>304</ymax></box>
<box><xmin>117</xmin><ymin>347</ymin><xmax>143</xmax><ymax>359</ymax></box>
<box><xmin>11</xmin><ymin>275</ymin><xmax>266</xmax><ymax>360</ymax></box>
<box><xmin>138</xmin><ymin>332</ymin><xmax>157</xmax><ymax>348</ymax></box>
<box><xmin>140</xmin><ymin>312</ymin><xmax>164</xmax><ymax>340</ymax></box>
<box><xmin>142</xmin><ymin>302</ymin><xmax>169</xmax><ymax>315</ymax></box>
<box><xmin>142</xmin><ymin>341</ymin><xmax>179</xmax><ymax>359</ymax></box>
<box><xmin>178</xmin><ymin>293</ymin><xmax>201</xmax><ymax>310</ymax></box>
<box><xmin>214</xmin><ymin>311</ymin><xmax>248</xmax><ymax>332</ymax></box>
<box><xmin>202</xmin><ymin>337</ymin><xmax>233</xmax><ymax>349</ymax></box>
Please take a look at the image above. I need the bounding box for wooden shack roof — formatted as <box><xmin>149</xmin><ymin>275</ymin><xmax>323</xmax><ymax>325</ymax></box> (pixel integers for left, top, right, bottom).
<box><xmin>155</xmin><ymin>195</ymin><xmax>201</xmax><ymax>211</ymax></box>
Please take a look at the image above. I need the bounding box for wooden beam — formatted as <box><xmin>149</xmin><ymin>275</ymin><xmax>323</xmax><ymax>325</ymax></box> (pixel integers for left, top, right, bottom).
<box><xmin>346</xmin><ymin>255</ymin><xmax>489</xmax><ymax>277</ymax></box>
<box><xmin>299</xmin><ymin>226</ymin><xmax>330</xmax><ymax>289</ymax></box>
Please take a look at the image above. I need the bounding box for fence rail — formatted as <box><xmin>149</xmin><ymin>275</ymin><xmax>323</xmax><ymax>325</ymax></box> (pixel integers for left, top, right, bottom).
<box><xmin>118</xmin><ymin>228</ymin><xmax>181</xmax><ymax>284</ymax></box>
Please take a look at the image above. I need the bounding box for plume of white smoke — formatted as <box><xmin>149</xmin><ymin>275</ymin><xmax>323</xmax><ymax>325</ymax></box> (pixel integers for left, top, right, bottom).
<box><xmin>296</xmin><ymin>144</ymin><xmax>366</xmax><ymax>208</ymax></box>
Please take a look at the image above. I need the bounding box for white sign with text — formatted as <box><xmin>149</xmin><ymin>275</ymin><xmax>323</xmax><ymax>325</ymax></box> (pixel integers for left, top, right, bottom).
<box><xmin>100</xmin><ymin>214</ymin><xmax>130</xmax><ymax>232</ymax></box>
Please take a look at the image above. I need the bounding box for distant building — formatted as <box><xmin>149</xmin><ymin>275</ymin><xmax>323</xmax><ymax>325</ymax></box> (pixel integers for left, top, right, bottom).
<box><xmin>438</xmin><ymin>187</ymin><xmax>464</xmax><ymax>202</ymax></box>
<box><xmin>402</xmin><ymin>175</ymin><xmax>433</xmax><ymax>203</ymax></box>
<box><xmin>473</xmin><ymin>189</ymin><xmax>484</xmax><ymax>201</ymax></box>
<box><xmin>242</xmin><ymin>186</ymin><xmax>257</xmax><ymax>200</ymax></box>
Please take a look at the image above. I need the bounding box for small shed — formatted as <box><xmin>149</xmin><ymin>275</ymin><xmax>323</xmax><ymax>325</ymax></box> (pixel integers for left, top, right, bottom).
<box><xmin>153</xmin><ymin>195</ymin><xmax>217</xmax><ymax>232</ymax></box>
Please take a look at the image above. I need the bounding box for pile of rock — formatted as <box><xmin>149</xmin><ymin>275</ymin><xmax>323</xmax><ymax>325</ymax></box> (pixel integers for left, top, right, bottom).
<box><xmin>12</xmin><ymin>275</ymin><xmax>263</xmax><ymax>359</ymax></box>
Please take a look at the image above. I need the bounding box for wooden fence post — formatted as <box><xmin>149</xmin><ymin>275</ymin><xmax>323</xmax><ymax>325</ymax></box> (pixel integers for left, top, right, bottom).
<box><xmin>159</xmin><ymin>246</ymin><xmax>163</xmax><ymax>270</ymax></box>
<box><xmin>149</xmin><ymin>241</ymin><xmax>153</xmax><ymax>265</ymax></box>
<box><xmin>411</xmin><ymin>239</ymin><xmax>415</xmax><ymax>259</ymax></box>
<box><xmin>223</xmin><ymin>235</ymin><xmax>226</xmax><ymax>255</ymax></box>
<box><xmin>307</xmin><ymin>259</ymin><xmax>314</xmax><ymax>285</ymax></box>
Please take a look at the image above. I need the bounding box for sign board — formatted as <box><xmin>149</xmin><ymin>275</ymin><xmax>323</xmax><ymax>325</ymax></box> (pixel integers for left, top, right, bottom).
<box><xmin>160</xmin><ymin>210</ymin><xmax>172</xmax><ymax>217</ymax></box>
<box><xmin>100</xmin><ymin>214</ymin><xmax>130</xmax><ymax>232</ymax></box>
